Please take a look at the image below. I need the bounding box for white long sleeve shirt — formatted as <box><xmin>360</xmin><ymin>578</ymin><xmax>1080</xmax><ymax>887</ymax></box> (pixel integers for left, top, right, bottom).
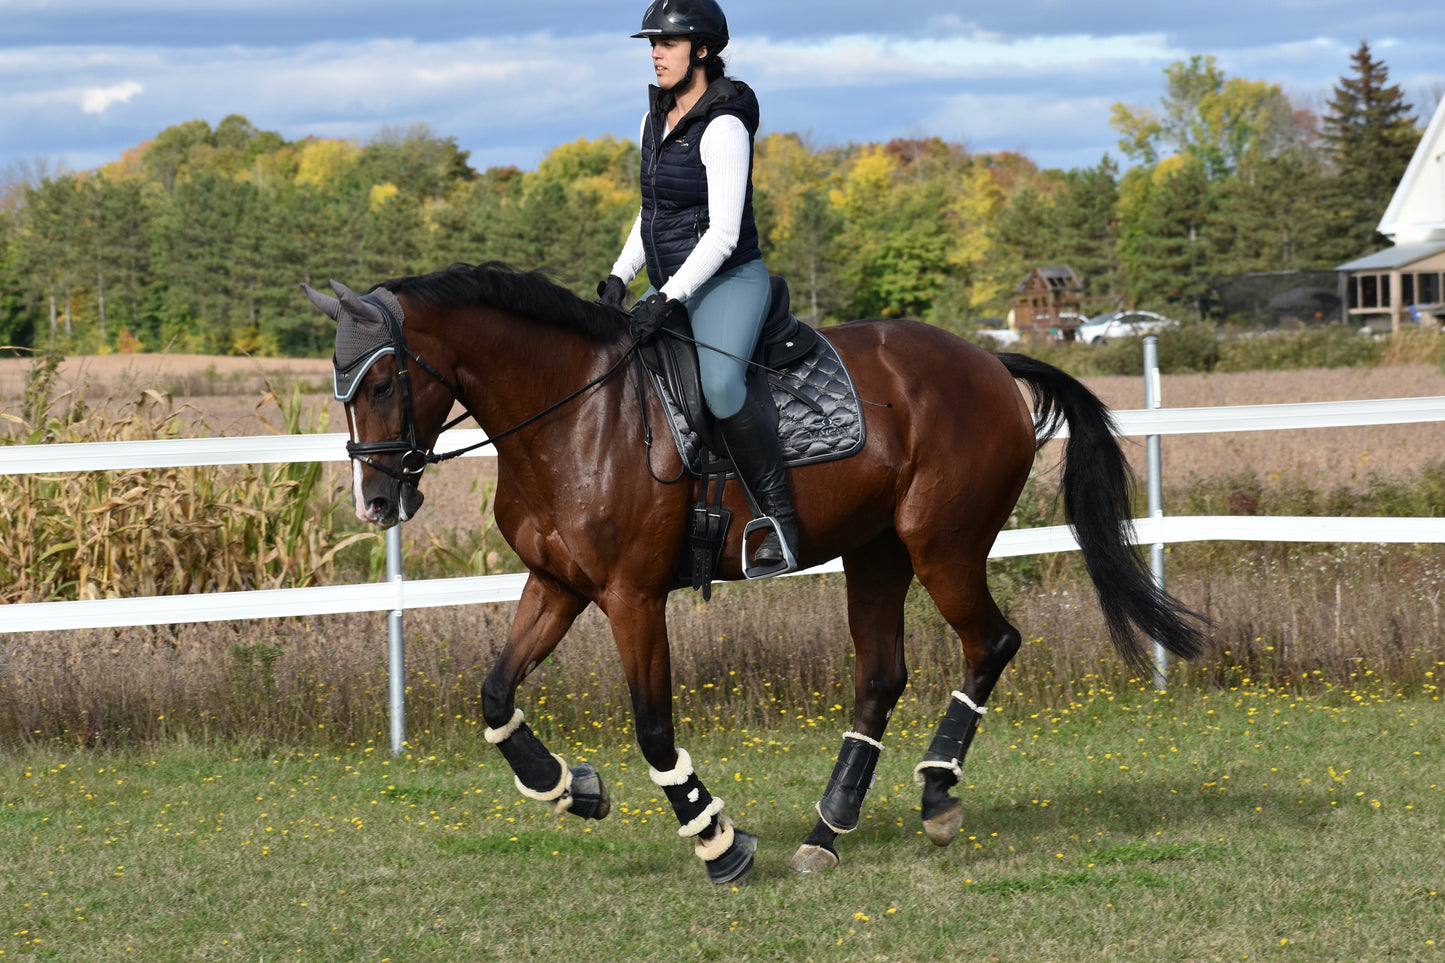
<box><xmin>611</xmin><ymin>112</ymin><xmax>752</xmax><ymax>301</ymax></box>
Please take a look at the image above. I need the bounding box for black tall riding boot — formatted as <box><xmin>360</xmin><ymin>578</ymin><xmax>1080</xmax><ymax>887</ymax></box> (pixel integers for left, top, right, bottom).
<box><xmin>716</xmin><ymin>377</ymin><xmax>799</xmax><ymax>576</ymax></box>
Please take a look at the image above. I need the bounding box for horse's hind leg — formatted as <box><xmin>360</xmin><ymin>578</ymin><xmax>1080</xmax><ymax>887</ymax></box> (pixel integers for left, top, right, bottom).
<box><xmin>790</xmin><ymin>531</ymin><xmax>914</xmax><ymax>873</ymax></box>
<box><xmin>912</xmin><ymin>567</ymin><xmax>1021</xmax><ymax>846</ymax></box>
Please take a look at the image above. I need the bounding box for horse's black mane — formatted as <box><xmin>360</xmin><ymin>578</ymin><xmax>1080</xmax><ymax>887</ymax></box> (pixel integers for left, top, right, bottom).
<box><xmin>377</xmin><ymin>262</ymin><xmax>627</xmax><ymax>343</ymax></box>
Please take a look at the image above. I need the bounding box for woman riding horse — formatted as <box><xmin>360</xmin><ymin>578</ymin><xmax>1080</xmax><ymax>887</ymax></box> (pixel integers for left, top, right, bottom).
<box><xmin>598</xmin><ymin>0</ymin><xmax>799</xmax><ymax>576</ymax></box>
<box><xmin>302</xmin><ymin>5</ymin><xmax>1207</xmax><ymax>889</ymax></box>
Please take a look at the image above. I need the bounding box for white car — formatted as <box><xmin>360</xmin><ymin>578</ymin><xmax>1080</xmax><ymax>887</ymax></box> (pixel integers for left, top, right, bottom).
<box><xmin>1075</xmin><ymin>310</ymin><xmax>1179</xmax><ymax>345</ymax></box>
<box><xmin>975</xmin><ymin>327</ymin><xmax>1020</xmax><ymax>347</ymax></box>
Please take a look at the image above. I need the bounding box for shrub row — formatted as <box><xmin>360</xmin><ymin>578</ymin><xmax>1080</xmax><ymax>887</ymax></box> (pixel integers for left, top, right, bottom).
<box><xmin>986</xmin><ymin>324</ymin><xmax>1445</xmax><ymax>377</ymax></box>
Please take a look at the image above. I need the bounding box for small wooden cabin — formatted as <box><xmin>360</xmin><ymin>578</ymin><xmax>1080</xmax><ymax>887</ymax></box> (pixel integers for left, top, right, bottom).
<box><xmin>1010</xmin><ymin>265</ymin><xmax>1083</xmax><ymax>340</ymax></box>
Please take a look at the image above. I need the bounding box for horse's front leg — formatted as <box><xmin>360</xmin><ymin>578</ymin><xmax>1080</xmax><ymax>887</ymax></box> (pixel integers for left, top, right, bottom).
<box><xmin>480</xmin><ymin>572</ymin><xmax>610</xmax><ymax>821</ymax></box>
<box><xmin>609</xmin><ymin>593</ymin><xmax>757</xmax><ymax>885</ymax></box>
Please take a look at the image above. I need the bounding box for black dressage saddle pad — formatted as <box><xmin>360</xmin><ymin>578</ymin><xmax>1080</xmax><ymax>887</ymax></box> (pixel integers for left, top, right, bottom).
<box><xmin>641</xmin><ymin>277</ymin><xmax>865</xmax><ymax>476</ymax></box>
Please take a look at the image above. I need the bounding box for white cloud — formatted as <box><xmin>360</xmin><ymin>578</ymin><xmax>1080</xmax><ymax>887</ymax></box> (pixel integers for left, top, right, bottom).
<box><xmin>80</xmin><ymin>80</ymin><xmax>143</xmax><ymax>115</ymax></box>
<box><xmin>730</xmin><ymin>31</ymin><xmax>1184</xmax><ymax>88</ymax></box>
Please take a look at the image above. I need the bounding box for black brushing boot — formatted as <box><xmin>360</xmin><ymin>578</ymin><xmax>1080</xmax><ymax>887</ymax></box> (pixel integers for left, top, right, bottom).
<box><xmin>717</xmin><ymin>376</ymin><xmax>799</xmax><ymax>577</ymax></box>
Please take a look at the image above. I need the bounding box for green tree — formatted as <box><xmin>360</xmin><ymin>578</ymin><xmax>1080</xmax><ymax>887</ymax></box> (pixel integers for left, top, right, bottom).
<box><xmin>150</xmin><ymin>171</ymin><xmax>259</xmax><ymax>351</ymax></box>
<box><xmin>142</xmin><ymin>119</ymin><xmax>216</xmax><ymax>192</ymax></box>
<box><xmin>753</xmin><ymin>133</ymin><xmax>848</xmax><ymax>321</ymax></box>
<box><xmin>13</xmin><ymin>175</ymin><xmax>91</xmax><ymax>342</ymax></box>
<box><xmin>1117</xmin><ymin>156</ymin><xmax>1216</xmax><ymax>314</ymax></box>
<box><xmin>0</xmin><ymin>215</ymin><xmax>34</xmax><ymax>350</ymax></box>
<box><xmin>1318</xmin><ymin>40</ymin><xmax>1421</xmax><ymax>260</ymax></box>
<box><xmin>354</xmin><ymin>124</ymin><xmax>476</xmax><ymax>199</ymax></box>
<box><xmin>1207</xmin><ymin>150</ymin><xmax>1332</xmax><ymax>274</ymax></box>
<box><xmin>763</xmin><ymin>186</ymin><xmax>842</xmax><ymax>323</ymax></box>
<box><xmin>1052</xmin><ymin>157</ymin><xmax>1121</xmax><ymax>301</ymax></box>
<box><xmin>979</xmin><ymin>184</ymin><xmax>1061</xmax><ymax>313</ymax></box>
<box><xmin>478</xmin><ymin>137</ymin><xmax>638</xmax><ymax>294</ymax></box>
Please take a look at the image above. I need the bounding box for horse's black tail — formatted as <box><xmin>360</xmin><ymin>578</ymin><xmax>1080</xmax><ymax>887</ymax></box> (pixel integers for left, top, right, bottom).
<box><xmin>998</xmin><ymin>352</ymin><xmax>1209</xmax><ymax>669</ymax></box>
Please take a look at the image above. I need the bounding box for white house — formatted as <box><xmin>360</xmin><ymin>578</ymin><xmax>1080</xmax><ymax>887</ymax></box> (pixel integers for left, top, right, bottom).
<box><xmin>1336</xmin><ymin>95</ymin><xmax>1445</xmax><ymax>330</ymax></box>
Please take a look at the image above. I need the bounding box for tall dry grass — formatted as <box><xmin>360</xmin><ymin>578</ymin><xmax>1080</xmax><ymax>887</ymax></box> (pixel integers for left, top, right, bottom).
<box><xmin>4</xmin><ymin>539</ymin><xmax>1443</xmax><ymax>750</ymax></box>
<box><xmin>1</xmin><ymin>352</ymin><xmax>373</xmax><ymax>603</ymax></box>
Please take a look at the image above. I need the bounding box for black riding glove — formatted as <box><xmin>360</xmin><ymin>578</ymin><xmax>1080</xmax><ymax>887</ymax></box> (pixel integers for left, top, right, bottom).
<box><xmin>596</xmin><ymin>275</ymin><xmax>628</xmax><ymax>308</ymax></box>
<box><xmin>629</xmin><ymin>293</ymin><xmax>682</xmax><ymax>344</ymax></box>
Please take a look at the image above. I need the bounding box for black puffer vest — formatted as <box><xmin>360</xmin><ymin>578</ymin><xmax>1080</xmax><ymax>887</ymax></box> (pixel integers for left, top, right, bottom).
<box><xmin>640</xmin><ymin>77</ymin><xmax>762</xmax><ymax>292</ymax></box>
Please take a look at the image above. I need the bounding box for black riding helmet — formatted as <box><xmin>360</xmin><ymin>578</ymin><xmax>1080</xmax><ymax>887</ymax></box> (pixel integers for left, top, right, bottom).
<box><xmin>632</xmin><ymin>0</ymin><xmax>729</xmax><ymax>53</ymax></box>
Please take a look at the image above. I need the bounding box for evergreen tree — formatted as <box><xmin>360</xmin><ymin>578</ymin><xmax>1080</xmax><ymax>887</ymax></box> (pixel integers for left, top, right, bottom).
<box><xmin>1208</xmin><ymin>150</ymin><xmax>1332</xmax><ymax>274</ymax></box>
<box><xmin>1320</xmin><ymin>41</ymin><xmax>1420</xmax><ymax>259</ymax></box>
<box><xmin>979</xmin><ymin>184</ymin><xmax>1060</xmax><ymax>314</ymax></box>
<box><xmin>1117</xmin><ymin>156</ymin><xmax>1216</xmax><ymax>315</ymax></box>
<box><xmin>1051</xmin><ymin>157</ymin><xmax>1121</xmax><ymax>302</ymax></box>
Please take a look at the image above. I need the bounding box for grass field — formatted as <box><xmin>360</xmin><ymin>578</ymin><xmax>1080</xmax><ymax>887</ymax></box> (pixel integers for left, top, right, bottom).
<box><xmin>3</xmin><ymin>682</ymin><xmax>1441</xmax><ymax>962</ymax></box>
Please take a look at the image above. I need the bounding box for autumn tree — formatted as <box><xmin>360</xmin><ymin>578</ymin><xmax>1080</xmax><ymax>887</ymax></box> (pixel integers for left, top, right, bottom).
<box><xmin>1112</xmin><ymin>55</ymin><xmax>1299</xmax><ymax>179</ymax></box>
<box><xmin>753</xmin><ymin>133</ymin><xmax>844</xmax><ymax>322</ymax></box>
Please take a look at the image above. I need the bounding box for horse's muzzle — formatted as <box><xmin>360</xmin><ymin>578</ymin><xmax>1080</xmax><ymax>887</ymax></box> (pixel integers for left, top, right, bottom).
<box><xmin>359</xmin><ymin>479</ymin><xmax>426</xmax><ymax>527</ymax></box>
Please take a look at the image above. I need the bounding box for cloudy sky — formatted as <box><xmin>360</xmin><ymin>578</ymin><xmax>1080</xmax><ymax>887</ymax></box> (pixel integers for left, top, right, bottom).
<box><xmin>3</xmin><ymin>0</ymin><xmax>1444</xmax><ymax>182</ymax></box>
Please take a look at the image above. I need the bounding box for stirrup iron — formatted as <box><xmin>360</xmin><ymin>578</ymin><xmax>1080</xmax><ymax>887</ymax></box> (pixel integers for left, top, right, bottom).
<box><xmin>742</xmin><ymin>515</ymin><xmax>798</xmax><ymax>579</ymax></box>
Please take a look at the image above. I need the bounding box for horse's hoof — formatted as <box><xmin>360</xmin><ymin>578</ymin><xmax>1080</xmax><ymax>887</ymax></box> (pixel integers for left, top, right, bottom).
<box><xmin>707</xmin><ymin>829</ymin><xmax>758</xmax><ymax>885</ymax></box>
<box><xmin>788</xmin><ymin>843</ymin><xmax>839</xmax><ymax>874</ymax></box>
<box><xmin>922</xmin><ymin>800</ymin><xmax>963</xmax><ymax>847</ymax></box>
<box><xmin>567</xmin><ymin>762</ymin><xmax>610</xmax><ymax>820</ymax></box>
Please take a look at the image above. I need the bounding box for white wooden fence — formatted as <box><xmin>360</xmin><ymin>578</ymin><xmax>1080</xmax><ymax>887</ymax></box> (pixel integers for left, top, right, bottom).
<box><xmin>8</xmin><ymin>394</ymin><xmax>1445</xmax><ymax>633</ymax></box>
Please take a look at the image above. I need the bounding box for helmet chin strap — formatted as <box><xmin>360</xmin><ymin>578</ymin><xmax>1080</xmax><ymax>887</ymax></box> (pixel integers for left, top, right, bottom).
<box><xmin>661</xmin><ymin>45</ymin><xmax>709</xmax><ymax>100</ymax></box>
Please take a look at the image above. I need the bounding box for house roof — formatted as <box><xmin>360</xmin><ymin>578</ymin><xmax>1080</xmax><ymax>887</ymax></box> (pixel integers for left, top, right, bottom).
<box><xmin>1335</xmin><ymin>241</ymin><xmax>1445</xmax><ymax>272</ymax></box>
<box><xmin>1378</xmin><ymin>94</ymin><xmax>1445</xmax><ymax>244</ymax></box>
<box><xmin>1013</xmin><ymin>264</ymin><xmax>1079</xmax><ymax>294</ymax></box>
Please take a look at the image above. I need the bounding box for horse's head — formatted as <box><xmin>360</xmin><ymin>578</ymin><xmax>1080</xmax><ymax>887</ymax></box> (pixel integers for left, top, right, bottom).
<box><xmin>303</xmin><ymin>279</ymin><xmax>453</xmax><ymax>527</ymax></box>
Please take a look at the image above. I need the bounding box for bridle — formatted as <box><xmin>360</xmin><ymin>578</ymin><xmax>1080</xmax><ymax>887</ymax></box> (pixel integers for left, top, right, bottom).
<box><xmin>336</xmin><ymin>293</ymin><xmax>469</xmax><ymax>486</ymax></box>
<box><xmin>337</xmin><ymin>292</ymin><xmax>639</xmax><ymax>487</ymax></box>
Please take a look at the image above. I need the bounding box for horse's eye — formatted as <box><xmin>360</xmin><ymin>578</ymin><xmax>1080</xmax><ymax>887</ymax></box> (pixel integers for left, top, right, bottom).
<box><xmin>369</xmin><ymin>379</ymin><xmax>394</xmax><ymax>401</ymax></box>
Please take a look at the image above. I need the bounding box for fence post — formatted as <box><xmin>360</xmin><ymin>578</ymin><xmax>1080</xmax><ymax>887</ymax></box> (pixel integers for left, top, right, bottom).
<box><xmin>1143</xmin><ymin>336</ymin><xmax>1168</xmax><ymax>689</ymax></box>
<box><xmin>385</xmin><ymin>523</ymin><xmax>406</xmax><ymax>756</ymax></box>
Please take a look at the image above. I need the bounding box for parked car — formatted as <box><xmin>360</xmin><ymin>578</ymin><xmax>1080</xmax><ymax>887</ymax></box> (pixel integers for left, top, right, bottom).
<box><xmin>974</xmin><ymin>326</ymin><xmax>1020</xmax><ymax>347</ymax></box>
<box><xmin>1075</xmin><ymin>310</ymin><xmax>1179</xmax><ymax>345</ymax></box>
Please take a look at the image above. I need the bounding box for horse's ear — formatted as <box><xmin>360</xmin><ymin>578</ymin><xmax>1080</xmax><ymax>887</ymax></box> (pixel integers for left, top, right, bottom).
<box><xmin>301</xmin><ymin>283</ymin><xmax>344</xmax><ymax>323</ymax></box>
<box><xmin>330</xmin><ymin>279</ymin><xmax>383</xmax><ymax>323</ymax></box>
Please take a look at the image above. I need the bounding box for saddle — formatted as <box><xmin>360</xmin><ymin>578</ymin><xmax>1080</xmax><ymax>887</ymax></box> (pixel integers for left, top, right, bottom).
<box><xmin>637</xmin><ymin>276</ymin><xmax>866</xmax><ymax>595</ymax></box>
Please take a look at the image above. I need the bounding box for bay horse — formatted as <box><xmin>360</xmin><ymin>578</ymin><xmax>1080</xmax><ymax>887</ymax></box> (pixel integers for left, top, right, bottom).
<box><xmin>303</xmin><ymin>263</ymin><xmax>1205</xmax><ymax>883</ymax></box>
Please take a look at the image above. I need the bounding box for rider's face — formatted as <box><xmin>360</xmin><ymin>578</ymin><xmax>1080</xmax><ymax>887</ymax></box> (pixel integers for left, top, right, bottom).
<box><xmin>650</xmin><ymin>36</ymin><xmax>702</xmax><ymax>91</ymax></box>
